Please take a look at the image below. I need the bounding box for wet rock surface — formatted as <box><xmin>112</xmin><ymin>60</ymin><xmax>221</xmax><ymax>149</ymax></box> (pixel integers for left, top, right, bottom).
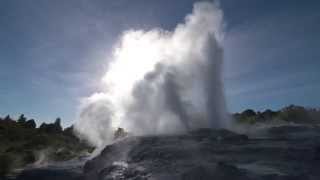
<box><xmin>7</xmin><ymin>126</ymin><xmax>320</xmax><ymax>180</ymax></box>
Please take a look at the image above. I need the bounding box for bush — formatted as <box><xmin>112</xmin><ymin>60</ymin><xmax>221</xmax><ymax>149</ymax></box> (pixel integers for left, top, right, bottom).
<box><xmin>24</xmin><ymin>119</ymin><xmax>36</xmax><ymax>129</ymax></box>
<box><xmin>39</xmin><ymin>118</ymin><xmax>63</xmax><ymax>134</ymax></box>
<box><xmin>279</xmin><ymin>105</ymin><xmax>313</xmax><ymax>123</ymax></box>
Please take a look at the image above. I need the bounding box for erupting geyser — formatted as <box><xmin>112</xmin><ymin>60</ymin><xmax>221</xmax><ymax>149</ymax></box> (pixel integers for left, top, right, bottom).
<box><xmin>75</xmin><ymin>2</ymin><xmax>230</xmax><ymax>147</ymax></box>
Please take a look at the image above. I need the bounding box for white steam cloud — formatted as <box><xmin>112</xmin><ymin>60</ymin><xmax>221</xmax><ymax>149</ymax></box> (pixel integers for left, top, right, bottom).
<box><xmin>75</xmin><ymin>2</ymin><xmax>230</xmax><ymax>147</ymax></box>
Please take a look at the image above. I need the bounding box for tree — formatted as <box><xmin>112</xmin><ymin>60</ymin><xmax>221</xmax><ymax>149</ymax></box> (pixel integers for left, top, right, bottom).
<box><xmin>280</xmin><ymin>105</ymin><xmax>311</xmax><ymax>123</ymax></box>
<box><xmin>39</xmin><ymin>118</ymin><xmax>63</xmax><ymax>133</ymax></box>
<box><xmin>241</xmin><ymin>109</ymin><xmax>256</xmax><ymax>117</ymax></box>
<box><xmin>17</xmin><ymin>114</ymin><xmax>27</xmax><ymax>124</ymax></box>
<box><xmin>4</xmin><ymin>115</ymin><xmax>11</xmax><ymax>121</ymax></box>
<box><xmin>235</xmin><ymin>109</ymin><xmax>258</xmax><ymax>124</ymax></box>
<box><xmin>261</xmin><ymin>109</ymin><xmax>278</xmax><ymax>120</ymax></box>
<box><xmin>25</xmin><ymin>119</ymin><xmax>36</xmax><ymax>129</ymax></box>
<box><xmin>54</xmin><ymin>118</ymin><xmax>63</xmax><ymax>132</ymax></box>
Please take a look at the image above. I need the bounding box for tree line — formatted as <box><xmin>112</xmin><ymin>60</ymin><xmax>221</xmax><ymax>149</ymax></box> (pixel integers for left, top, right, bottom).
<box><xmin>233</xmin><ymin>105</ymin><xmax>320</xmax><ymax>124</ymax></box>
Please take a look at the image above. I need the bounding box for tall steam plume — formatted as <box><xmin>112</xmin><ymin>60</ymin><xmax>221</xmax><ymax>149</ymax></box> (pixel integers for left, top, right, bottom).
<box><xmin>75</xmin><ymin>2</ymin><xmax>230</xmax><ymax>147</ymax></box>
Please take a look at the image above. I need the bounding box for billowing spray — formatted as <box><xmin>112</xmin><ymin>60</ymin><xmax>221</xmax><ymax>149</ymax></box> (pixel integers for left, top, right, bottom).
<box><xmin>75</xmin><ymin>2</ymin><xmax>230</xmax><ymax>147</ymax></box>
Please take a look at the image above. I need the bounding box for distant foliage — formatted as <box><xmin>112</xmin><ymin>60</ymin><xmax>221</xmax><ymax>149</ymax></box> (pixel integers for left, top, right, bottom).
<box><xmin>4</xmin><ymin>115</ymin><xmax>12</xmax><ymax>122</ymax></box>
<box><xmin>25</xmin><ymin>119</ymin><xmax>36</xmax><ymax>129</ymax></box>
<box><xmin>0</xmin><ymin>115</ymin><xmax>93</xmax><ymax>176</ymax></box>
<box><xmin>39</xmin><ymin>118</ymin><xmax>63</xmax><ymax>134</ymax></box>
<box><xmin>234</xmin><ymin>105</ymin><xmax>320</xmax><ymax>125</ymax></box>
<box><xmin>279</xmin><ymin>105</ymin><xmax>313</xmax><ymax>123</ymax></box>
<box><xmin>17</xmin><ymin>114</ymin><xmax>27</xmax><ymax>124</ymax></box>
<box><xmin>16</xmin><ymin>114</ymin><xmax>37</xmax><ymax>129</ymax></box>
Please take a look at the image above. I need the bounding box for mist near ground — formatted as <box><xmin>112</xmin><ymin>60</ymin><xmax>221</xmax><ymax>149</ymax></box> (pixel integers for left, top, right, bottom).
<box><xmin>74</xmin><ymin>2</ymin><xmax>230</xmax><ymax>147</ymax></box>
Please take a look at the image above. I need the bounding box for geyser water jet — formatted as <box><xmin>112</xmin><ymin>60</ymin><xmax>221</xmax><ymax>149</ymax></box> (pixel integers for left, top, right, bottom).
<box><xmin>75</xmin><ymin>2</ymin><xmax>230</xmax><ymax>147</ymax></box>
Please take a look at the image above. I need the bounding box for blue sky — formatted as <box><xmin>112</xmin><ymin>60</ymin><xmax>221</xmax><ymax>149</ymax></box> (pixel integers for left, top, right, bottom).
<box><xmin>0</xmin><ymin>0</ymin><xmax>319</xmax><ymax>126</ymax></box>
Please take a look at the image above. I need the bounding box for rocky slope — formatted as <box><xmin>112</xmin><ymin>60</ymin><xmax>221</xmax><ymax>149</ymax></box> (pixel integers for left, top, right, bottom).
<box><xmin>9</xmin><ymin>125</ymin><xmax>320</xmax><ymax>180</ymax></box>
<box><xmin>82</xmin><ymin>126</ymin><xmax>320</xmax><ymax>180</ymax></box>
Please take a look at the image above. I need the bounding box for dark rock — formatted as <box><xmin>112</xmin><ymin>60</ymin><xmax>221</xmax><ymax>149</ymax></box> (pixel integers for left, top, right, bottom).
<box><xmin>80</xmin><ymin>127</ymin><xmax>320</xmax><ymax>180</ymax></box>
<box><xmin>97</xmin><ymin>163</ymin><xmax>148</xmax><ymax>180</ymax></box>
<box><xmin>190</xmin><ymin>128</ymin><xmax>248</xmax><ymax>141</ymax></box>
<box><xmin>181</xmin><ymin>162</ymin><xmax>251</xmax><ymax>180</ymax></box>
<box><xmin>314</xmin><ymin>146</ymin><xmax>320</xmax><ymax>160</ymax></box>
<box><xmin>267</xmin><ymin>125</ymin><xmax>320</xmax><ymax>139</ymax></box>
<box><xmin>181</xmin><ymin>166</ymin><xmax>215</xmax><ymax>180</ymax></box>
<box><xmin>214</xmin><ymin>162</ymin><xmax>251</xmax><ymax>180</ymax></box>
<box><xmin>15</xmin><ymin>169</ymin><xmax>84</xmax><ymax>180</ymax></box>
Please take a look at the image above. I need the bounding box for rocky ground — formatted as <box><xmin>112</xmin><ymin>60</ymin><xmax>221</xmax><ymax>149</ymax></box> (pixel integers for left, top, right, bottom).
<box><xmin>8</xmin><ymin>125</ymin><xmax>320</xmax><ymax>180</ymax></box>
